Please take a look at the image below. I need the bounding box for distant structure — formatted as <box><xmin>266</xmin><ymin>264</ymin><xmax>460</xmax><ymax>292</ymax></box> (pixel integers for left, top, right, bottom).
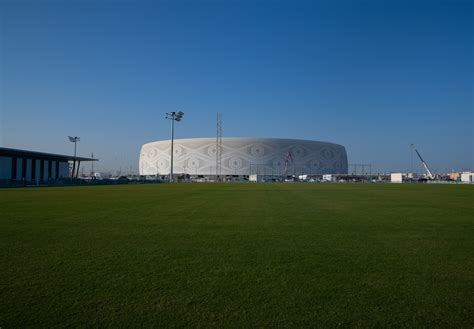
<box><xmin>216</xmin><ymin>113</ymin><xmax>222</xmax><ymax>180</ymax></box>
<box><xmin>283</xmin><ymin>151</ymin><xmax>293</xmax><ymax>176</ymax></box>
<box><xmin>412</xmin><ymin>144</ymin><xmax>435</xmax><ymax>179</ymax></box>
<box><xmin>460</xmin><ymin>172</ymin><xmax>473</xmax><ymax>183</ymax></box>
<box><xmin>0</xmin><ymin>147</ymin><xmax>97</xmax><ymax>185</ymax></box>
<box><xmin>139</xmin><ymin>138</ymin><xmax>348</xmax><ymax>177</ymax></box>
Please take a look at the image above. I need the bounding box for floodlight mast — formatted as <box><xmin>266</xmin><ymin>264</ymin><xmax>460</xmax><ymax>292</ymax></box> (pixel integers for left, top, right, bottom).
<box><xmin>165</xmin><ymin>111</ymin><xmax>185</xmax><ymax>182</ymax></box>
<box><xmin>91</xmin><ymin>152</ymin><xmax>94</xmax><ymax>177</ymax></box>
<box><xmin>68</xmin><ymin>136</ymin><xmax>80</xmax><ymax>179</ymax></box>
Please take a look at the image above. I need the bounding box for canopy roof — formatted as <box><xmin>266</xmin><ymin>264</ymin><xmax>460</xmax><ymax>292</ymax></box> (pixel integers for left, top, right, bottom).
<box><xmin>0</xmin><ymin>147</ymin><xmax>98</xmax><ymax>162</ymax></box>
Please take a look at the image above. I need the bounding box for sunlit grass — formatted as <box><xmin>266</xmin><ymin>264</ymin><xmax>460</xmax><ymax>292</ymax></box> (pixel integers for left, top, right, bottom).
<box><xmin>1</xmin><ymin>183</ymin><xmax>473</xmax><ymax>327</ymax></box>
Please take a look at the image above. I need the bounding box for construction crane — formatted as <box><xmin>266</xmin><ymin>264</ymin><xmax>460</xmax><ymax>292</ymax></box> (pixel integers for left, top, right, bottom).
<box><xmin>412</xmin><ymin>144</ymin><xmax>435</xmax><ymax>180</ymax></box>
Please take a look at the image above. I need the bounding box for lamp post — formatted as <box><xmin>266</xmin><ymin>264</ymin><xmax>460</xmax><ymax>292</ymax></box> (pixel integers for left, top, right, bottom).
<box><xmin>68</xmin><ymin>136</ymin><xmax>80</xmax><ymax>179</ymax></box>
<box><xmin>165</xmin><ymin>111</ymin><xmax>184</xmax><ymax>182</ymax></box>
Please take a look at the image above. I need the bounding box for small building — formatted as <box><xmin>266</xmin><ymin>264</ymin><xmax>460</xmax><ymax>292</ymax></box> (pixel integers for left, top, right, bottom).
<box><xmin>390</xmin><ymin>173</ymin><xmax>404</xmax><ymax>183</ymax></box>
<box><xmin>0</xmin><ymin>147</ymin><xmax>97</xmax><ymax>186</ymax></box>
<box><xmin>461</xmin><ymin>172</ymin><xmax>473</xmax><ymax>183</ymax></box>
<box><xmin>322</xmin><ymin>174</ymin><xmax>334</xmax><ymax>182</ymax></box>
<box><xmin>249</xmin><ymin>174</ymin><xmax>264</xmax><ymax>182</ymax></box>
<box><xmin>449</xmin><ymin>172</ymin><xmax>461</xmax><ymax>181</ymax></box>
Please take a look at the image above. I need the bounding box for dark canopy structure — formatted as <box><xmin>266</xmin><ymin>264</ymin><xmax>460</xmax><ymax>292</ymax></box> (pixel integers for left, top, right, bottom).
<box><xmin>0</xmin><ymin>147</ymin><xmax>98</xmax><ymax>182</ymax></box>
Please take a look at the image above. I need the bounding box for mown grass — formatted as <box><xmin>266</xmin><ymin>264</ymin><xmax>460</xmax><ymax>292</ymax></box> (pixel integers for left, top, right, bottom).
<box><xmin>0</xmin><ymin>183</ymin><xmax>473</xmax><ymax>327</ymax></box>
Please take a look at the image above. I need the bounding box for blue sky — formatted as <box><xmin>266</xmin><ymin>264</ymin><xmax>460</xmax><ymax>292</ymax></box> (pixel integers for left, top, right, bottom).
<box><xmin>1</xmin><ymin>0</ymin><xmax>472</xmax><ymax>173</ymax></box>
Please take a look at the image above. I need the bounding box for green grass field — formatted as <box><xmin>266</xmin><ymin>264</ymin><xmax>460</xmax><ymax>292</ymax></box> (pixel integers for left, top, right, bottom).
<box><xmin>1</xmin><ymin>183</ymin><xmax>473</xmax><ymax>327</ymax></box>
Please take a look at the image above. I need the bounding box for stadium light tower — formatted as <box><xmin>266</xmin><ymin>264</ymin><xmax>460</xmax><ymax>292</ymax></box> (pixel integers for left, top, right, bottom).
<box><xmin>68</xmin><ymin>136</ymin><xmax>80</xmax><ymax>179</ymax></box>
<box><xmin>165</xmin><ymin>111</ymin><xmax>184</xmax><ymax>182</ymax></box>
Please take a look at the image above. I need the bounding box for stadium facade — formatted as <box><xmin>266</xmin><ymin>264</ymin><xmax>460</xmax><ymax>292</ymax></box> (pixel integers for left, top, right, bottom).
<box><xmin>139</xmin><ymin>137</ymin><xmax>348</xmax><ymax>177</ymax></box>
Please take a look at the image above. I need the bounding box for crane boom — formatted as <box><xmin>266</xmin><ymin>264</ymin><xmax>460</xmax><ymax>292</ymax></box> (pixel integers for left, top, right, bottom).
<box><xmin>414</xmin><ymin>147</ymin><xmax>434</xmax><ymax>179</ymax></box>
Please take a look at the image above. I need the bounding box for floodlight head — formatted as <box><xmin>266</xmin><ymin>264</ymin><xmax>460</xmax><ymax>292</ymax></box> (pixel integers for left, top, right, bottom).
<box><xmin>165</xmin><ymin>111</ymin><xmax>184</xmax><ymax>122</ymax></box>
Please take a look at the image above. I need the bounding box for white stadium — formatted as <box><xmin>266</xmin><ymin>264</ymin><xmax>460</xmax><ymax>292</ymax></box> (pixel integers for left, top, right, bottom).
<box><xmin>139</xmin><ymin>137</ymin><xmax>348</xmax><ymax>177</ymax></box>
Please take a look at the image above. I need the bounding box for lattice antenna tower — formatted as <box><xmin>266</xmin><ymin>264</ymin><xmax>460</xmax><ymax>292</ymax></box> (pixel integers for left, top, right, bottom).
<box><xmin>216</xmin><ymin>112</ymin><xmax>223</xmax><ymax>181</ymax></box>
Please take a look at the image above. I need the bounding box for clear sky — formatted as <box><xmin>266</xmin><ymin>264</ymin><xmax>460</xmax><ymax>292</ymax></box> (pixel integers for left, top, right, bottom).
<box><xmin>1</xmin><ymin>0</ymin><xmax>472</xmax><ymax>174</ymax></box>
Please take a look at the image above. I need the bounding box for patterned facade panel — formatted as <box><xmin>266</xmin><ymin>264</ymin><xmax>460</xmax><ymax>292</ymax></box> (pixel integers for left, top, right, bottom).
<box><xmin>139</xmin><ymin>138</ymin><xmax>348</xmax><ymax>176</ymax></box>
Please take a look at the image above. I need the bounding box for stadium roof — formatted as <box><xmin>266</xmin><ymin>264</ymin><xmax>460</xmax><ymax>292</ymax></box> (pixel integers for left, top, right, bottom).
<box><xmin>0</xmin><ymin>147</ymin><xmax>98</xmax><ymax>162</ymax></box>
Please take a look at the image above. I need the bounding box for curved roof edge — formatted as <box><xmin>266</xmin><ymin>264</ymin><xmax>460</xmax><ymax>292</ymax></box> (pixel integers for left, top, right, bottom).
<box><xmin>142</xmin><ymin>137</ymin><xmax>345</xmax><ymax>148</ymax></box>
<box><xmin>0</xmin><ymin>147</ymin><xmax>98</xmax><ymax>162</ymax></box>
